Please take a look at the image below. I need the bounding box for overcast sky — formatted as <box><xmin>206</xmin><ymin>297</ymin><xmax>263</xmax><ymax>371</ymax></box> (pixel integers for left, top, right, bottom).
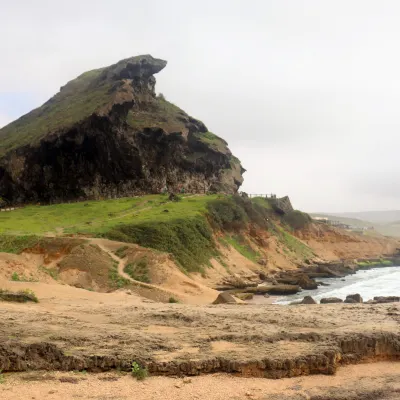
<box><xmin>1</xmin><ymin>0</ymin><xmax>400</xmax><ymax>212</ymax></box>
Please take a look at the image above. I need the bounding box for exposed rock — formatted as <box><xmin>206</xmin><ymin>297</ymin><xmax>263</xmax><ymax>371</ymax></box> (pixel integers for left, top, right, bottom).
<box><xmin>235</xmin><ymin>293</ymin><xmax>253</xmax><ymax>301</ymax></box>
<box><xmin>277</xmin><ymin>273</ymin><xmax>318</xmax><ymax>290</ymax></box>
<box><xmin>257</xmin><ymin>259</ymin><xmax>267</xmax><ymax>266</ymax></box>
<box><xmin>345</xmin><ymin>294</ymin><xmax>363</xmax><ymax>303</ymax></box>
<box><xmin>0</xmin><ymin>55</ymin><xmax>244</xmax><ymax>204</ymax></box>
<box><xmin>373</xmin><ymin>296</ymin><xmax>399</xmax><ymax>303</ymax></box>
<box><xmin>344</xmin><ymin>298</ymin><xmax>358</xmax><ymax>304</ymax></box>
<box><xmin>301</xmin><ymin>296</ymin><xmax>317</xmax><ymax>304</ymax></box>
<box><xmin>320</xmin><ymin>297</ymin><xmax>343</xmax><ymax>304</ymax></box>
<box><xmin>212</xmin><ymin>292</ymin><xmax>238</xmax><ymax>304</ymax></box>
<box><xmin>0</xmin><ymin>290</ymin><xmax>38</xmax><ymax>303</ymax></box>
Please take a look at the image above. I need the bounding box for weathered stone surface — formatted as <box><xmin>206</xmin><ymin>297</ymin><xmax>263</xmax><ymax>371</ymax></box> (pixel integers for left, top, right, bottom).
<box><xmin>0</xmin><ymin>291</ymin><xmax>37</xmax><ymax>303</ymax></box>
<box><xmin>320</xmin><ymin>297</ymin><xmax>343</xmax><ymax>304</ymax></box>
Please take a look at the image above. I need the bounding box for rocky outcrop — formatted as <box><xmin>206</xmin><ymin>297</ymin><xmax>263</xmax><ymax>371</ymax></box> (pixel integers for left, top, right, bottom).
<box><xmin>0</xmin><ymin>290</ymin><xmax>38</xmax><ymax>303</ymax></box>
<box><xmin>0</xmin><ymin>55</ymin><xmax>244</xmax><ymax>204</ymax></box>
<box><xmin>212</xmin><ymin>292</ymin><xmax>238</xmax><ymax>304</ymax></box>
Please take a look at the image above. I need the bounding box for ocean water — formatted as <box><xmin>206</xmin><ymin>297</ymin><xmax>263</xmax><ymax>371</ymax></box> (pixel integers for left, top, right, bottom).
<box><xmin>274</xmin><ymin>266</ymin><xmax>400</xmax><ymax>305</ymax></box>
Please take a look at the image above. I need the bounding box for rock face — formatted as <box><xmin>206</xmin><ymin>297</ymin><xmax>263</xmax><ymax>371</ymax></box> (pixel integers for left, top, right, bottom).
<box><xmin>0</xmin><ymin>55</ymin><xmax>245</xmax><ymax>204</ymax></box>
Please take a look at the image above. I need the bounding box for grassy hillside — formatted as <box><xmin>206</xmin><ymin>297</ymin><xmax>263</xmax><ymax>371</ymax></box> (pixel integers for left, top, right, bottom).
<box><xmin>0</xmin><ymin>194</ymin><xmax>314</xmax><ymax>274</ymax></box>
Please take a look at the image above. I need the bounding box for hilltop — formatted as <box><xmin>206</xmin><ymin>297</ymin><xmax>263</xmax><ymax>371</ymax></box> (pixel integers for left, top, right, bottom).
<box><xmin>0</xmin><ymin>55</ymin><xmax>244</xmax><ymax>204</ymax></box>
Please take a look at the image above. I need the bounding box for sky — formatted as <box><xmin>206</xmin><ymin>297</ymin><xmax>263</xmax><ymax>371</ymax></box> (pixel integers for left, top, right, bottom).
<box><xmin>1</xmin><ymin>0</ymin><xmax>400</xmax><ymax>212</ymax></box>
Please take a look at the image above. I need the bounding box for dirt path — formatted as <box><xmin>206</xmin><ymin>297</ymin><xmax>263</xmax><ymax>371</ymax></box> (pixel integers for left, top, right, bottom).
<box><xmin>1</xmin><ymin>362</ymin><xmax>399</xmax><ymax>400</ymax></box>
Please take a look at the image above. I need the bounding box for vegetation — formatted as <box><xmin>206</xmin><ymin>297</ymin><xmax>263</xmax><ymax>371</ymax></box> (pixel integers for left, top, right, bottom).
<box><xmin>0</xmin><ymin>370</ymin><xmax>4</xmax><ymax>384</ymax></box>
<box><xmin>124</xmin><ymin>259</ymin><xmax>150</xmax><ymax>283</ymax></box>
<box><xmin>10</xmin><ymin>272</ymin><xmax>37</xmax><ymax>282</ymax></box>
<box><xmin>131</xmin><ymin>361</ymin><xmax>148</xmax><ymax>380</ymax></box>
<box><xmin>283</xmin><ymin>210</ymin><xmax>312</xmax><ymax>230</ymax></box>
<box><xmin>168</xmin><ymin>297</ymin><xmax>179</xmax><ymax>303</ymax></box>
<box><xmin>0</xmin><ymin>235</ymin><xmax>41</xmax><ymax>253</ymax></box>
<box><xmin>39</xmin><ymin>265</ymin><xmax>59</xmax><ymax>280</ymax></box>
<box><xmin>109</xmin><ymin>263</ymin><xmax>130</xmax><ymax>288</ymax></box>
<box><xmin>274</xmin><ymin>226</ymin><xmax>314</xmax><ymax>261</ymax></box>
<box><xmin>194</xmin><ymin>131</ymin><xmax>229</xmax><ymax>154</ymax></box>
<box><xmin>357</xmin><ymin>259</ymin><xmax>394</xmax><ymax>268</ymax></box>
<box><xmin>115</xmin><ymin>246</ymin><xmax>129</xmax><ymax>258</ymax></box>
<box><xmin>222</xmin><ymin>235</ymin><xmax>260</xmax><ymax>262</ymax></box>
<box><xmin>0</xmin><ymin>288</ymin><xmax>39</xmax><ymax>303</ymax></box>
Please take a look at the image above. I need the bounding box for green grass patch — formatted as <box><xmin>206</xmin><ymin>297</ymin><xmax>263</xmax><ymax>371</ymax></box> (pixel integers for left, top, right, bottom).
<box><xmin>39</xmin><ymin>265</ymin><xmax>59</xmax><ymax>280</ymax></box>
<box><xmin>109</xmin><ymin>263</ymin><xmax>130</xmax><ymax>288</ymax></box>
<box><xmin>223</xmin><ymin>235</ymin><xmax>260</xmax><ymax>262</ymax></box>
<box><xmin>275</xmin><ymin>226</ymin><xmax>314</xmax><ymax>261</ymax></box>
<box><xmin>123</xmin><ymin>259</ymin><xmax>150</xmax><ymax>283</ymax></box>
<box><xmin>10</xmin><ymin>272</ymin><xmax>37</xmax><ymax>282</ymax></box>
<box><xmin>115</xmin><ymin>246</ymin><xmax>129</xmax><ymax>258</ymax></box>
<box><xmin>193</xmin><ymin>131</ymin><xmax>229</xmax><ymax>154</ymax></box>
<box><xmin>0</xmin><ymin>235</ymin><xmax>41</xmax><ymax>254</ymax></box>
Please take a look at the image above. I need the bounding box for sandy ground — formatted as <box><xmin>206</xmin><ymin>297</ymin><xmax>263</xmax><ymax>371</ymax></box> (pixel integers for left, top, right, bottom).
<box><xmin>1</xmin><ymin>362</ymin><xmax>399</xmax><ymax>400</ymax></box>
<box><xmin>1</xmin><ymin>279</ymin><xmax>399</xmax><ymax>375</ymax></box>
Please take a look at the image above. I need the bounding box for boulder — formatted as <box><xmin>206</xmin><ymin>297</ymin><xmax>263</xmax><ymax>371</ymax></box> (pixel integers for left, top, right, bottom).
<box><xmin>257</xmin><ymin>259</ymin><xmax>267</xmax><ymax>266</ymax></box>
<box><xmin>373</xmin><ymin>296</ymin><xmax>400</xmax><ymax>303</ymax></box>
<box><xmin>320</xmin><ymin>297</ymin><xmax>343</xmax><ymax>304</ymax></box>
<box><xmin>212</xmin><ymin>292</ymin><xmax>238</xmax><ymax>305</ymax></box>
<box><xmin>235</xmin><ymin>293</ymin><xmax>254</xmax><ymax>301</ymax></box>
<box><xmin>345</xmin><ymin>294</ymin><xmax>363</xmax><ymax>303</ymax></box>
<box><xmin>301</xmin><ymin>296</ymin><xmax>317</xmax><ymax>304</ymax></box>
<box><xmin>344</xmin><ymin>298</ymin><xmax>358</xmax><ymax>304</ymax></box>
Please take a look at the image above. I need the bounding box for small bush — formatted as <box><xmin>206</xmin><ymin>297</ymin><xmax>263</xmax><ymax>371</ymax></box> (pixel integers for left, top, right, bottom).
<box><xmin>115</xmin><ymin>246</ymin><xmax>129</xmax><ymax>258</ymax></box>
<box><xmin>131</xmin><ymin>362</ymin><xmax>148</xmax><ymax>380</ymax></box>
<box><xmin>11</xmin><ymin>272</ymin><xmax>20</xmax><ymax>281</ymax></box>
<box><xmin>0</xmin><ymin>370</ymin><xmax>4</xmax><ymax>384</ymax></box>
<box><xmin>283</xmin><ymin>210</ymin><xmax>312</xmax><ymax>230</ymax></box>
<box><xmin>168</xmin><ymin>297</ymin><xmax>178</xmax><ymax>303</ymax></box>
<box><xmin>124</xmin><ymin>259</ymin><xmax>150</xmax><ymax>283</ymax></box>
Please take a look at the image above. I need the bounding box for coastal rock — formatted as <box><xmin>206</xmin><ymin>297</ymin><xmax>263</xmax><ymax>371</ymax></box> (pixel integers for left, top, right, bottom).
<box><xmin>300</xmin><ymin>296</ymin><xmax>317</xmax><ymax>304</ymax></box>
<box><xmin>345</xmin><ymin>294</ymin><xmax>363</xmax><ymax>303</ymax></box>
<box><xmin>373</xmin><ymin>296</ymin><xmax>399</xmax><ymax>303</ymax></box>
<box><xmin>212</xmin><ymin>292</ymin><xmax>238</xmax><ymax>305</ymax></box>
<box><xmin>320</xmin><ymin>297</ymin><xmax>343</xmax><ymax>304</ymax></box>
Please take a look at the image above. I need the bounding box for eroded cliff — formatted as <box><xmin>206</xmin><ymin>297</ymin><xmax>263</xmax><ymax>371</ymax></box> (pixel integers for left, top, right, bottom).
<box><xmin>0</xmin><ymin>55</ymin><xmax>244</xmax><ymax>203</ymax></box>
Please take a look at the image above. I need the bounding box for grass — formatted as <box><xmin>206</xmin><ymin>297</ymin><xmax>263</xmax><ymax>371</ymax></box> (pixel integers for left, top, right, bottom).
<box><xmin>115</xmin><ymin>246</ymin><xmax>129</xmax><ymax>258</ymax></box>
<box><xmin>222</xmin><ymin>235</ymin><xmax>260</xmax><ymax>262</ymax></box>
<box><xmin>109</xmin><ymin>263</ymin><xmax>130</xmax><ymax>288</ymax></box>
<box><xmin>357</xmin><ymin>259</ymin><xmax>394</xmax><ymax>268</ymax></box>
<box><xmin>193</xmin><ymin>131</ymin><xmax>229</xmax><ymax>154</ymax></box>
<box><xmin>275</xmin><ymin>226</ymin><xmax>314</xmax><ymax>261</ymax></box>
<box><xmin>0</xmin><ymin>235</ymin><xmax>41</xmax><ymax>253</ymax></box>
<box><xmin>131</xmin><ymin>362</ymin><xmax>148</xmax><ymax>381</ymax></box>
<box><xmin>123</xmin><ymin>259</ymin><xmax>150</xmax><ymax>283</ymax></box>
<box><xmin>168</xmin><ymin>297</ymin><xmax>179</xmax><ymax>303</ymax></box>
<box><xmin>39</xmin><ymin>265</ymin><xmax>59</xmax><ymax>280</ymax></box>
<box><xmin>11</xmin><ymin>272</ymin><xmax>37</xmax><ymax>282</ymax></box>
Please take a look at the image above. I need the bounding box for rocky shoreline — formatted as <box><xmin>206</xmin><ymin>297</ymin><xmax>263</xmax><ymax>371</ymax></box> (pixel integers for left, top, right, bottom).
<box><xmin>214</xmin><ymin>257</ymin><xmax>400</xmax><ymax>300</ymax></box>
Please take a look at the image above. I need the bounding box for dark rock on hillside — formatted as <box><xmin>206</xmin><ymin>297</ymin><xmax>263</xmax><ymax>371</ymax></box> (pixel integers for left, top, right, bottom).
<box><xmin>0</xmin><ymin>55</ymin><xmax>244</xmax><ymax>204</ymax></box>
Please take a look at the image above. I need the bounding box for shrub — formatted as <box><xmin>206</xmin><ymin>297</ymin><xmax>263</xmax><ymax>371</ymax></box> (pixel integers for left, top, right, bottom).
<box><xmin>115</xmin><ymin>246</ymin><xmax>129</xmax><ymax>258</ymax></box>
<box><xmin>124</xmin><ymin>259</ymin><xmax>150</xmax><ymax>283</ymax></box>
<box><xmin>11</xmin><ymin>272</ymin><xmax>20</xmax><ymax>281</ymax></box>
<box><xmin>131</xmin><ymin>362</ymin><xmax>148</xmax><ymax>380</ymax></box>
<box><xmin>168</xmin><ymin>297</ymin><xmax>178</xmax><ymax>303</ymax></box>
<box><xmin>283</xmin><ymin>210</ymin><xmax>312</xmax><ymax>230</ymax></box>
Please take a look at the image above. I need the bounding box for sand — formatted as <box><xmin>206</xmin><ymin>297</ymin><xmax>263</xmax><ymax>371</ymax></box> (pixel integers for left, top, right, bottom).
<box><xmin>1</xmin><ymin>362</ymin><xmax>399</xmax><ymax>400</ymax></box>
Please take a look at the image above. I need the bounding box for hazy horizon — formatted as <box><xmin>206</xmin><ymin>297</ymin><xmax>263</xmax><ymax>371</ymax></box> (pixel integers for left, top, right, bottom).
<box><xmin>1</xmin><ymin>0</ymin><xmax>400</xmax><ymax>213</ymax></box>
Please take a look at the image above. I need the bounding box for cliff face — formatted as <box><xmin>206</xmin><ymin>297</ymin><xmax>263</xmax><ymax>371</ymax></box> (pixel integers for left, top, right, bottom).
<box><xmin>0</xmin><ymin>55</ymin><xmax>244</xmax><ymax>203</ymax></box>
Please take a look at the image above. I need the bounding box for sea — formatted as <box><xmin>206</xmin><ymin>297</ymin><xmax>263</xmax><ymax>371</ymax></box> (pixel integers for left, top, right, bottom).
<box><xmin>273</xmin><ymin>266</ymin><xmax>400</xmax><ymax>305</ymax></box>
